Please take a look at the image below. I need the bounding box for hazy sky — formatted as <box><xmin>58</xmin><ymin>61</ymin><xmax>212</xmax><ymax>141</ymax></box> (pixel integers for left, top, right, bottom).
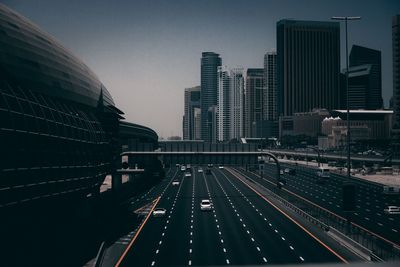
<box><xmin>2</xmin><ymin>0</ymin><xmax>400</xmax><ymax>138</ymax></box>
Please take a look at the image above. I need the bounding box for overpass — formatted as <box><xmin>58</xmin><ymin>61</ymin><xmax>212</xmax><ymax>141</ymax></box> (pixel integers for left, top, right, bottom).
<box><xmin>268</xmin><ymin>149</ymin><xmax>400</xmax><ymax>165</ymax></box>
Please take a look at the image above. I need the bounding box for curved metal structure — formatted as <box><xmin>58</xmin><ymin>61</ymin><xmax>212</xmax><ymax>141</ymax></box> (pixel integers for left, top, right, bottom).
<box><xmin>0</xmin><ymin>4</ymin><xmax>156</xmax><ymax>208</ymax></box>
<box><xmin>119</xmin><ymin>121</ymin><xmax>158</xmax><ymax>144</ymax></box>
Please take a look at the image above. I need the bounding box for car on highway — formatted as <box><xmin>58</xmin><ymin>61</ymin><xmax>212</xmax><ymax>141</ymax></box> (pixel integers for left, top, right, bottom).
<box><xmin>207</xmin><ymin>164</ymin><xmax>213</xmax><ymax>167</ymax></box>
<box><xmin>200</xmin><ymin>199</ymin><xmax>212</xmax><ymax>211</ymax></box>
<box><xmin>180</xmin><ymin>165</ymin><xmax>186</xmax><ymax>172</ymax></box>
<box><xmin>384</xmin><ymin>206</ymin><xmax>400</xmax><ymax>215</ymax></box>
<box><xmin>184</xmin><ymin>172</ymin><xmax>192</xmax><ymax>177</ymax></box>
<box><xmin>175</xmin><ymin>163</ymin><xmax>180</xmax><ymax>167</ymax></box>
<box><xmin>316</xmin><ymin>167</ymin><xmax>330</xmax><ymax>178</ymax></box>
<box><xmin>172</xmin><ymin>180</ymin><xmax>179</xmax><ymax>186</ymax></box>
<box><xmin>218</xmin><ymin>165</ymin><xmax>224</xmax><ymax>169</ymax></box>
<box><xmin>280</xmin><ymin>170</ymin><xmax>284</xmax><ymax>175</ymax></box>
<box><xmin>153</xmin><ymin>208</ymin><xmax>167</xmax><ymax>217</ymax></box>
<box><xmin>284</xmin><ymin>168</ymin><xmax>290</xmax><ymax>173</ymax></box>
<box><xmin>198</xmin><ymin>168</ymin><xmax>203</xmax><ymax>173</ymax></box>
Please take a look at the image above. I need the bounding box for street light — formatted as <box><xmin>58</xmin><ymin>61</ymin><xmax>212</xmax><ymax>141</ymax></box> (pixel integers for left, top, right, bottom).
<box><xmin>332</xmin><ymin>16</ymin><xmax>361</xmax><ymax>233</ymax></box>
<box><xmin>331</xmin><ymin>16</ymin><xmax>361</xmax><ymax>180</ymax></box>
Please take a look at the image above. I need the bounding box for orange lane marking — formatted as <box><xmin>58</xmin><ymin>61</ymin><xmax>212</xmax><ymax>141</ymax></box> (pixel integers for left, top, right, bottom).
<box><xmin>245</xmin><ymin>168</ymin><xmax>400</xmax><ymax>248</ymax></box>
<box><xmin>226</xmin><ymin>168</ymin><xmax>348</xmax><ymax>263</ymax></box>
<box><xmin>115</xmin><ymin>196</ymin><xmax>161</xmax><ymax>267</ymax></box>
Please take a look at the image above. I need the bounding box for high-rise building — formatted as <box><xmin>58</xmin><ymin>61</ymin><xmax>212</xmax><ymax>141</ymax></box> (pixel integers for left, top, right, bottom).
<box><xmin>230</xmin><ymin>68</ymin><xmax>244</xmax><ymax>140</ymax></box>
<box><xmin>244</xmin><ymin>68</ymin><xmax>264</xmax><ymax>137</ymax></box>
<box><xmin>264</xmin><ymin>52</ymin><xmax>278</xmax><ymax>121</ymax></box>
<box><xmin>277</xmin><ymin>19</ymin><xmax>341</xmax><ymax>116</ymax></box>
<box><xmin>193</xmin><ymin>107</ymin><xmax>201</xmax><ymax>140</ymax></box>
<box><xmin>345</xmin><ymin>64</ymin><xmax>377</xmax><ymax>109</ymax></box>
<box><xmin>393</xmin><ymin>15</ymin><xmax>400</xmax><ymax>132</ymax></box>
<box><xmin>207</xmin><ymin>105</ymin><xmax>218</xmax><ymax>143</ymax></box>
<box><xmin>183</xmin><ymin>86</ymin><xmax>201</xmax><ymax>140</ymax></box>
<box><xmin>201</xmin><ymin>52</ymin><xmax>222</xmax><ymax>142</ymax></box>
<box><xmin>217</xmin><ymin>66</ymin><xmax>230</xmax><ymax>142</ymax></box>
<box><xmin>348</xmin><ymin>45</ymin><xmax>382</xmax><ymax>109</ymax></box>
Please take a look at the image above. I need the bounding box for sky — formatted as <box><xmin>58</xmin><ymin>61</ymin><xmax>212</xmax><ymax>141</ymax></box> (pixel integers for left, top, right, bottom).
<box><xmin>2</xmin><ymin>0</ymin><xmax>400</xmax><ymax>138</ymax></box>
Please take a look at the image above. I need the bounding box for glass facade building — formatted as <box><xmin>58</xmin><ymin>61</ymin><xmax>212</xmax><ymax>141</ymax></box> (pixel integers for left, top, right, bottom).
<box><xmin>201</xmin><ymin>52</ymin><xmax>221</xmax><ymax>142</ymax></box>
<box><xmin>277</xmin><ymin>19</ymin><xmax>341</xmax><ymax>116</ymax></box>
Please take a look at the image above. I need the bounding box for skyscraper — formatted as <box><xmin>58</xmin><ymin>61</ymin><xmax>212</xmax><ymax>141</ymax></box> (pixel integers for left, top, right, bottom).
<box><xmin>183</xmin><ymin>86</ymin><xmax>200</xmax><ymax>140</ymax></box>
<box><xmin>201</xmin><ymin>52</ymin><xmax>222</xmax><ymax>142</ymax></box>
<box><xmin>277</xmin><ymin>19</ymin><xmax>341</xmax><ymax>116</ymax></box>
<box><xmin>345</xmin><ymin>64</ymin><xmax>378</xmax><ymax>110</ymax></box>
<box><xmin>244</xmin><ymin>68</ymin><xmax>264</xmax><ymax>137</ymax></box>
<box><xmin>230</xmin><ymin>68</ymin><xmax>244</xmax><ymax>140</ymax></box>
<box><xmin>264</xmin><ymin>52</ymin><xmax>277</xmax><ymax>121</ymax></box>
<box><xmin>393</xmin><ymin>15</ymin><xmax>400</xmax><ymax>132</ymax></box>
<box><xmin>217</xmin><ymin>66</ymin><xmax>230</xmax><ymax>142</ymax></box>
<box><xmin>349</xmin><ymin>45</ymin><xmax>382</xmax><ymax>109</ymax></box>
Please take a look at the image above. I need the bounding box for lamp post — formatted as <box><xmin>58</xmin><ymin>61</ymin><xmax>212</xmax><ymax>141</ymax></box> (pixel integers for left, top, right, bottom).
<box><xmin>331</xmin><ymin>16</ymin><xmax>361</xmax><ymax>180</ymax></box>
<box><xmin>332</xmin><ymin>16</ymin><xmax>361</xmax><ymax>234</ymax></box>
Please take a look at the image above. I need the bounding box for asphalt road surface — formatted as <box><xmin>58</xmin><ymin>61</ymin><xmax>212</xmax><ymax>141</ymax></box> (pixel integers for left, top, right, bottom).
<box><xmin>116</xmin><ymin>166</ymin><xmax>347</xmax><ymax>266</ymax></box>
<box><xmin>251</xmin><ymin>163</ymin><xmax>400</xmax><ymax>246</ymax></box>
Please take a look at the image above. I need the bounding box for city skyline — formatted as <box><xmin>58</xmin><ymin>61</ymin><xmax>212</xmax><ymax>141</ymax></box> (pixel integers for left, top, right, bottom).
<box><xmin>4</xmin><ymin>0</ymin><xmax>400</xmax><ymax>138</ymax></box>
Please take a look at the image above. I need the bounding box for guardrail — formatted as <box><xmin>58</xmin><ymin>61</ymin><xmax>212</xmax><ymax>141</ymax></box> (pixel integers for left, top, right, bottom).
<box><xmin>93</xmin><ymin>241</ymin><xmax>106</xmax><ymax>267</ymax></box>
<box><xmin>235</xmin><ymin>167</ymin><xmax>400</xmax><ymax>261</ymax></box>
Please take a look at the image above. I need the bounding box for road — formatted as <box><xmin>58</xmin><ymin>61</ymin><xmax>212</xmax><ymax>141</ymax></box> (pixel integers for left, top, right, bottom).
<box><xmin>251</xmin><ymin>163</ymin><xmax>400</xmax><ymax>246</ymax></box>
<box><xmin>116</xmin><ymin>166</ymin><xmax>348</xmax><ymax>266</ymax></box>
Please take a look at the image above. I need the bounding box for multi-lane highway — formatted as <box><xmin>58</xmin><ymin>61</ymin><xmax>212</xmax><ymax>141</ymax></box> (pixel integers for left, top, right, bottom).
<box><xmin>250</xmin><ymin>163</ymin><xmax>400</xmax><ymax>246</ymax></box>
<box><xmin>114</xmin><ymin>166</ymin><xmax>354</xmax><ymax>266</ymax></box>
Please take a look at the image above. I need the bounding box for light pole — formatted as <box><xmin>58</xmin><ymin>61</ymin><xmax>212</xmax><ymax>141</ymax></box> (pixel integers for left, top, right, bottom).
<box><xmin>331</xmin><ymin>16</ymin><xmax>361</xmax><ymax>180</ymax></box>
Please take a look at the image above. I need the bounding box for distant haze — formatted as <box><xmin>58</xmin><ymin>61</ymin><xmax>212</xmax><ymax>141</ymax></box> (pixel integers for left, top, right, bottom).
<box><xmin>3</xmin><ymin>0</ymin><xmax>400</xmax><ymax>138</ymax></box>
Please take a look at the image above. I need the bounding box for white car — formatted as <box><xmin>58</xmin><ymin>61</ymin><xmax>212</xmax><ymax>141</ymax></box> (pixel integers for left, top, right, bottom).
<box><xmin>184</xmin><ymin>172</ymin><xmax>192</xmax><ymax>177</ymax></box>
<box><xmin>218</xmin><ymin>166</ymin><xmax>224</xmax><ymax>169</ymax></box>
<box><xmin>153</xmin><ymin>208</ymin><xmax>167</xmax><ymax>217</ymax></box>
<box><xmin>172</xmin><ymin>180</ymin><xmax>179</xmax><ymax>186</ymax></box>
<box><xmin>180</xmin><ymin>166</ymin><xmax>186</xmax><ymax>172</ymax></box>
<box><xmin>384</xmin><ymin>206</ymin><xmax>400</xmax><ymax>215</ymax></box>
<box><xmin>198</xmin><ymin>168</ymin><xmax>203</xmax><ymax>173</ymax></box>
<box><xmin>284</xmin><ymin>168</ymin><xmax>290</xmax><ymax>173</ymax></box>
<box><xmin>200</xmin><ymin>199</ymin><xmax>212</xmax><ymax>211</ymax></box>
<box><xmin>175</xmin><ymin>163</ymin><xmax>180</xmax><ymax>167</ymax></box>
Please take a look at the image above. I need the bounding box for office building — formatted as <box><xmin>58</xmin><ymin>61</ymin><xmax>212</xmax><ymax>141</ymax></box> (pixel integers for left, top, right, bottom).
<box><xmin>244</xmin><ymin>68</ymin><xmax>264</xmax><ymax>137</ymax></box>
<box><xmin>230</xmin><ymin>68</ymin><xmax>244</xmax><ymax>140</ymax></box>
<box><xmin>217</xmin><ymin>66</ymin><xmax>230</xmax><ymax>142</ymax></box>
<box><xmin>393</xmin><ymin>15</ymin><xmax>400</xmax><ymax>134</ymax></box>
<box><xmin>277</xmin><ymin>19</ymin><xmax>341</xmax><ymax>116</ymax></box>
<box><xmin>201</xmin><ymin>52</ymin><xmax>222</xmax><ymax>142</ymax></box>
<box><xmin>183</xmin><ymin>86</ymin><xmax>201</xmax><ymax>140</ymax></box>
<box><xmin>264</xmin><ymin>52</ymin><xmax>278</xmax><ymax>121</ymax></box>
<box><xmin>207</xmin><ymin>105</ymin><xmax>218</xmax><ymax>143</ymax></box>
<box><xmin>348</xmin><ymin>45</ymin><xmax>383</xmax><ymax>109</ymax></box>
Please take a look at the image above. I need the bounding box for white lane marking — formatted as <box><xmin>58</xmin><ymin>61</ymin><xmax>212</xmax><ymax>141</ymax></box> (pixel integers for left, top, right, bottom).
<box><xmin>263</xmin><ymin>257</ymin><xmax>268</xmax><ymax>263</ymax></box>
<box><xmin>256</xmin><ymin>246</ymin><xmax>260</xmax><ymax>251</ymax></box>
<box><xmin>188</xmin><ymin>260</ymin><xmax>192</xmax><ymax>266</ymax></box>
<box><xmin>290</xmin><ymin>246</ymin><xmax>294</xmax><ymax>250</ymax></box>
<box><xmin>300</xmin><ymin>256</ymin><xmax>305</xmax><ymax>261</ymax></box>
<box><xmin>151</xmin><ymin>261</ymin><xmax>155</xmax><ymax>266</ymax></box>
<box><xmin>226</xmin><ymin>259</ymin><xmax>230</xmax><ymax>264</ymax></box>
<box><xmin>156</xmin><ymin>249</ymin><xmax>159</xmax><ymax>254</ymax></box>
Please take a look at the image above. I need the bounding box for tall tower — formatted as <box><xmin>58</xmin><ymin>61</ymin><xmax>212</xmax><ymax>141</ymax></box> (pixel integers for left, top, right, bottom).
<box><xmin>277</xmin><ymin>19</ymin><xmax>340</xmax><ymax>116</ymax></box>
<box><xmin>349</xmin><ymin>45</ymin><xmax>382</xmax><ymax>109</ymax></box>
<box><xmin>183</xmin><ymin>86</ymin><xmax>200</xmax><ymax>140</ymax></box>
<box><xmin>230</xmin><ymin>68</ymin><xmax>244</xmax><ymax>140</ymax></box>
<box><xmin>264</xmin><ymin>52</ymin><xmax>277</xmax><ymax>121</ymax></box>
<box><xmin>201</xmin><ymin>52</ymin><xmax>222</xmax><ymax>142</ymax></box>
<box><xmin>244</xmin><ymin>68</ymin><xmax>264</xmax><ymax>137</ymax></box>
<box><xmin>393</xmin><ymin>15</ymin><xmax>400</xmax><ymax>131</ymax></box>
<box><xmin>217</xmin><ymin>66</ymin><xmax>230</xmax><ymax>142</ymax></box>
